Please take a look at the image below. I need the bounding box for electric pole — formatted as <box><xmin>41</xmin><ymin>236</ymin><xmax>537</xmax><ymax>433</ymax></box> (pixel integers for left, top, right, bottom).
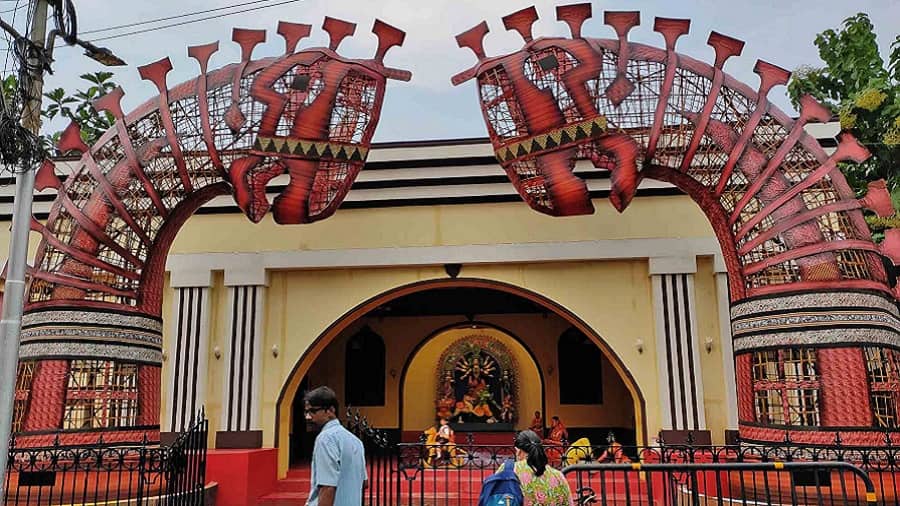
<box><xmin>0</xmin><ymin>0</ymin><xmax>49</xmax><ymax>500</ymax></box>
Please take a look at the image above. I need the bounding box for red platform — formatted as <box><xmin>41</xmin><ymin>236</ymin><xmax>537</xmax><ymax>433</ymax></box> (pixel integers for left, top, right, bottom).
<box><xmin>206</xmin><ymin>448</ymin><xmax>278</xmax><ymax>506</ymax></box>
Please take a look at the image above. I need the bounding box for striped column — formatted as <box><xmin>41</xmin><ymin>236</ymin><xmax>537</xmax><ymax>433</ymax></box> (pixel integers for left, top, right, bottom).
<box><xmin>650</xmin><ymin>256</ymin><xmax>707</xmax><ymax>437</ymax></box>
<box><xmin>164</xmin><ymin>270</ymin><xmax>212</xmax><ymax>433</ymax></box>
<box><xmin>217</xmin><ymin>266</ymin><xmax>267</xmax><ymax>449</ymax></box>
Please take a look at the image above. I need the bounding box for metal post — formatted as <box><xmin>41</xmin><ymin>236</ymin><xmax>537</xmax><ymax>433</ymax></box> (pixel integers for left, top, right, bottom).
<box><xmin>0</xmin><ymin>1</ymin><xmax>49</xmax><ymax>501</ymax></box>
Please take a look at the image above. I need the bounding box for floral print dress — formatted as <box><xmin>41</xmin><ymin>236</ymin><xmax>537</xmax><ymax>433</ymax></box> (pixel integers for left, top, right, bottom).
<box><xmin>498</xmin><ymin>460</ymin><xmax>574</xmax><ymax>506</ymax></box>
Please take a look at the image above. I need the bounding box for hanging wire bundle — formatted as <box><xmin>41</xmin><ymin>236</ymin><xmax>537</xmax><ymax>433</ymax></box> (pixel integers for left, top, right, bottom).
<box><xmin>0</xmin><ymin>36</ymin><xmax>50</xmax><ymax>173</ymax></box>
<box><xmin>0</xmin><ymin>0</ymin><xmax>74</xmax><ymax>175</ymax></box>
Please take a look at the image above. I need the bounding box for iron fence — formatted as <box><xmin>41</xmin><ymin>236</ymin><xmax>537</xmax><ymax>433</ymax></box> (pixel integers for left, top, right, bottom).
<box><xmin>346</xmin><ymin>410</ymin><xmax>401</xmax><ymax>506</ymax></box>
<box><xmin>563</xmin><ymin>461</ymin><xmax>878</xmax><ymax>506</ymax></box>
<box><xmin>4</xmin><ymin>414</ymin><xmax>207</xmax><ymax>506</ymax></box>
<box><xmin>329</xmin><ymin>415</ymin><xmax>900</xmax><ymax>505</ymax></box>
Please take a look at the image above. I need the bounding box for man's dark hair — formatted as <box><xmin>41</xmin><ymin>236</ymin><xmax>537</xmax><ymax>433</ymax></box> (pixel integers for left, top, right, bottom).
<box><xmin>552</xmin><ymin>416</ymin><xmax>560</xmax><ymax>421</ymax></box>
<box><xmin>304</xmin><ymin>386</ymin><xmax>339</xmax><ymax>414</ymax></box>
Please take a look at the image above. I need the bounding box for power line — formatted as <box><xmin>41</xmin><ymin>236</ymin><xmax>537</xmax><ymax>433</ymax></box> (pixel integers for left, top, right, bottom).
<box><xmin>0</xmin><ymin>2</ymin><xmax>24</xmax><ymax>15</ymax></box>
<box><xmin>89</xmin><ymin>0</ymin><xmax>303</xmax><ymax>42</ymax></box>
<box><xmin>81</xmin><ymin>0</ymin><xmax>282</xmax><ymax>35</ymax></box>
<box><xmin>2</xmin><ymin>0</ymin><xmax>23</xmax><ymax>75</ymax></box>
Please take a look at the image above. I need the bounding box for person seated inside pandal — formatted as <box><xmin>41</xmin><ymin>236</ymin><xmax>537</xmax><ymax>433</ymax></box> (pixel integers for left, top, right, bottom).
<box><xmin>562</xmin><ymin>432</ymin><xmax>633</xmax><ymax>466</ymax></box>
<box><xmin>424</xmin><ymin>417</ymin><xmax>456</xmax><ymax>465</ymax></box>
<box><xmin>528</xmin><ymin>410</ymin><xmax>543</xmax><ymax>436</ymax></box>
<box><xmin>542</xmin><ymin>415</ymin><xmax>568</xmax><ymax>464</ymax></box>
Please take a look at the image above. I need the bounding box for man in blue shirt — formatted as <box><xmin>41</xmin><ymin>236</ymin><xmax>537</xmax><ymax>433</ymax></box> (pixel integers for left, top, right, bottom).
<box><xmin>304</xmin><ymin>386</ymin><xmax>367</xmax><ymax>506</ymax></box>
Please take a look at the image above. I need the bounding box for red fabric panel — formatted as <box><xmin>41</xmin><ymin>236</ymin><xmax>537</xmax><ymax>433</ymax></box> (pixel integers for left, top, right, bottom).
<box><xmin>735</xmin><ymin>353</ymin><xmax>754</xmax><ymax>423</ymax></box>
<box><xmin>818</xmin><ymin>347</ymin><xmax>872</xmax><ymax>427</ymax></box>
<box><xmin>138</xmin><ymin>364</ymin><xmax>161</xmax><ymax>426</ymax></box>
<box><xmin>23</xmin><ymin>359</ymin><xmax>68</xmax><ymax>431</ymax></box>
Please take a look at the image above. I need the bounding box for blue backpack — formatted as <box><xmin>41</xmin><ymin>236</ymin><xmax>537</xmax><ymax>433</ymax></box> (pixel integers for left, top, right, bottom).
<box><xmin>477</xmin><ymin>458</ymin><xmax>524</xmax><ymax>506</ymax></box>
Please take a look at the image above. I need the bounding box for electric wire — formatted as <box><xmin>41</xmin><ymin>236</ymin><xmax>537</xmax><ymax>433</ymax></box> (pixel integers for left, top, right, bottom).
<box><xmin>0</xmin><ymin>2</ymin><xmax>24</xmax><ymax>15</ymax></box>
<box><xmin>80</xmin><ymin>0</ymin><xmax>285</xmax><ymax>35</ymax></box>
<box><xmin>1</xmin><ymin>0</ymin><xmax>22</xmax><ymax>76</ymax></box>
<box><xmin>88</xmin><ymin>0</ymin><xmax>303</xmax><ymax>42</ymax></box>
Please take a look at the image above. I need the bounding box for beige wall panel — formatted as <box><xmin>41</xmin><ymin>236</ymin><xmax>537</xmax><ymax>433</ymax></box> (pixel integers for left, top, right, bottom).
<box><xmin>694</xmin><ymin>257</ymin><xmax>727</xmax><ymax>444</ymax></box>
<box><xmin>166</xmin><ymin>197</ymin><xmax>714</xmax><ymax>255</ymax></box>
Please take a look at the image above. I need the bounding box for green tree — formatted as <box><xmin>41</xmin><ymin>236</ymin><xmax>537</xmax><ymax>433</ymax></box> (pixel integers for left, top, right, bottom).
<box><xmin>41</xmin><ymin>71</ymin><xmax>117</xmax><ymax>148</ymax></box>
<box><xmin>787</xmin><ymin>13</ymin><xmax>900</xmax><ymax>235</ymax></box>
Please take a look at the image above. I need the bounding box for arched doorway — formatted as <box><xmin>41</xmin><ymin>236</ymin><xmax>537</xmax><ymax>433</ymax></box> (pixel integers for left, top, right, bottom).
<box><xmin>276</xmin><ymin>278</ymin><xmax>646</xmax><ymax>473</ymax></box>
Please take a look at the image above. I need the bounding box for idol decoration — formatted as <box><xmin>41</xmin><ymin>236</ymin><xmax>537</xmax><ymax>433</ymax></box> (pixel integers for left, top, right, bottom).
<box><xmin>436</xmin><ymin>335</ymin><xmax>518</xmax><ymax>425</ymax></box>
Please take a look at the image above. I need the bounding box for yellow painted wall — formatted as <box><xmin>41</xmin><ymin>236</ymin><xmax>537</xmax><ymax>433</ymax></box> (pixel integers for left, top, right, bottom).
<box><xmin>695</xmin><ymin>257</ymin><xmax>727</xmax><ymax>444</ymax></box>
<box><xmin>165</xmin><ymin>196</ymin><xmax>716</xmax><ymax>255</ymax></box>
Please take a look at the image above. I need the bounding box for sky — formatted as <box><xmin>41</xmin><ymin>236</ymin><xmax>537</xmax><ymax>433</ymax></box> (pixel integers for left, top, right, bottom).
<box><xmin>14</xmin><ymin>0</ymin><xmax>900</xmax><ymax>142</ymax></box>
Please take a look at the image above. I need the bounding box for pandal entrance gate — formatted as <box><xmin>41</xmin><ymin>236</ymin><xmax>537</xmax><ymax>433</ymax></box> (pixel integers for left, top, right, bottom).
<box><xmin>8</xmin><ymin>0</ymin><xmax>900</xmax><ymax>504</ymax></box>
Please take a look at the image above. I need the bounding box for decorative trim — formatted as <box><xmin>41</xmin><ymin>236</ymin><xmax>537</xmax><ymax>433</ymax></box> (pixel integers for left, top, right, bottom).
<box><xmin>731</xmin><ymin>291</ymin><xmax>898</xmax><ymax>320</ymax></box>
<box><xmin>21</xmin><ymin>327</ymin><xmax>162</xmax><ymax>349</ymax></box>
<box><xmin>252</xmin><ymin>136</ymin><xmax>368</xmax><ymax>162</ymax></box>
<box><xmin>18</xmin><ymin>342</ymin><xmax>162</xmax><ymax>364</ymax></box>
<box><xmin>494</xmin><ymin>117</ymin><xmax>608</xmax><ymax>163</ymax></box>
<box><xmin>731</xmin><ymin>291</ymin><xmax>900</xmax><ymax>352</ymax></box>
<box><xmin>22</xmin><ymin>309</ymin><xmax>162</xmax><ymax>333</ymax></box>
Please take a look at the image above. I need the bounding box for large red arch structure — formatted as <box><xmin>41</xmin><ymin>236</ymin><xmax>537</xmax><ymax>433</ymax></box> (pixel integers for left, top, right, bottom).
<box><xmin>451</xmin><ymin>4</ymin><xmax>900</xmax><ymax>445</ymax></box>
<box><xmin>11</xmin><ymin>4</ymin><xmax>900</xmax><ymax>447</ymax></box>
<box><xmin>14</xmin><ymin>17</ymin><xmax>410</xmax><ymax>445</ymax></box>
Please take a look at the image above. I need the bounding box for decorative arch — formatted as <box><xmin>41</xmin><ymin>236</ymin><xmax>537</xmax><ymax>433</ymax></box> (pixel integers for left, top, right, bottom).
<box><xmin>274</xmin><ymin>277</ymin><xmax>647</xmax><ymax>475</ymax></box>
<box><xmin>14</xmin><ymin>18</ymin><xmax>411</xmax><ymax>443</ymax></box>
<box><xmin>451</xmin><ymin>4</ymin><xmax>900</xmax><ymax>445</ymax></box>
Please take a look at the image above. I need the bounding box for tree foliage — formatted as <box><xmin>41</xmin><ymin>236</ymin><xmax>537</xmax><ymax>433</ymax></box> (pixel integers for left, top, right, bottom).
<box><xmin>41</xmin><ymin>71</ymin><xmax>117</xmax><ymax>149</ymax></box>
<box><xmin>788</xmin><ymin>13</ymin><xmax>900</xmax><ymax>228</ymax></box>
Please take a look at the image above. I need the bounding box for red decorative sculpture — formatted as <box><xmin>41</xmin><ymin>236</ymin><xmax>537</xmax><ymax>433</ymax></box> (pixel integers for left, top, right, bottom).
<box><xmin>453</xmin><ymin>5</ymin><xmax>900</xmax><ymax>445</ymax></box>
<box><xmin>15</xmin><ymin>18</ymin><xmax>408</xmax><ymax>444</ymax></box>
<box><xmin>452</xmin><ymin>4</ymin><xmax>891</xmax><ymax>300</ymax></box>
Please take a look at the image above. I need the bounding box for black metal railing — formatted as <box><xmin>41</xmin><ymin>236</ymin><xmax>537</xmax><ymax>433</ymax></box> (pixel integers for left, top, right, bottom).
<box><xmin>4</xmin><ymin>414</ymin><xmax>208</xmax><ymax>506</ymax></box>
<box><xmin>346</xmin><ymin>409</ymin><xmax>398</xmax><ymax>506</ymax></box>
<box><xmin>563</xmin><ymin>461</ymin><xmax>879</xmax><ymax>506</ymax></box>
<box><xmin>368</xmin><ymin>429</ymin><xmax>900</xmax><ymax>505</ymax></box>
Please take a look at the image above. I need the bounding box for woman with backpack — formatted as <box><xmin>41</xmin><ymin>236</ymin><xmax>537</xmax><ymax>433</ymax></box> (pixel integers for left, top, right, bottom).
<box><xmin>480</xmin><ymin>430</ymin><xmax>573</xmax><ymax>506</ymax></box>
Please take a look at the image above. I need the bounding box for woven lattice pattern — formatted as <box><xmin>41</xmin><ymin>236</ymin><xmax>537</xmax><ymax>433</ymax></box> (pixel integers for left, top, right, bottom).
<box><xmin>62</xmin><ymin>360</ymin><xmax>138</xmax><ymax>430</ymax></box>
<box><xmin>751</xmin><ymin>348</ymin><xmax>820</xmax><ymax>426</ymax></box>
<box><xmin>12</xmin><ymin>361</ymin><xmax>35</xmax><ymax>432</ymax></box>
<box><xmin>864</xmin><ymin>347</ymin><xmax>900</xmax><ymax>428</ymax></box>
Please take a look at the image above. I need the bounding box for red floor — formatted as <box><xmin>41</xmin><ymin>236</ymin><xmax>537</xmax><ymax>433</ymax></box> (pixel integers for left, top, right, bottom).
<box><xmin>256</xmin><ymin>463</ymin><xmax>640</xmax><ymax>505</ymax></box>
